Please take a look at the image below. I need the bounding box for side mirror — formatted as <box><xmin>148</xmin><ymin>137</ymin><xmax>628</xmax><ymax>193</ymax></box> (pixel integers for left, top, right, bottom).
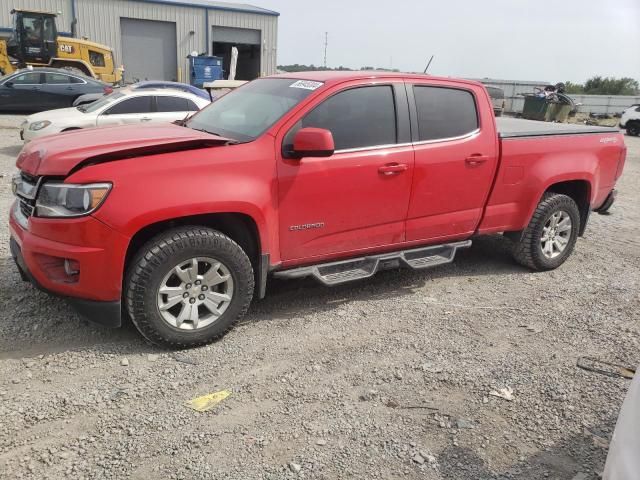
<box><xmin>291</xmin><ymin>127</ymin><xmax>335</xmax><ymax>158</ymax></box>
<box><xmin>4</xmin><ymin>81</ymin><xmax>13</xmax><ymax>88</ymax></box>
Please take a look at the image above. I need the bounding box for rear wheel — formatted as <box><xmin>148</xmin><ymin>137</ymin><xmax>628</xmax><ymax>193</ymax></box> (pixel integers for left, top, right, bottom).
<box><xmin>125</xmin><ymin>227</ymin><xmax>254</xmax><ymax>348</ymax></box>
<box><xmin>511</xmin><ymin>193</ymin><xmax>580</xmax><ymax>271</ymax></box>
<box><xmin>626</xmin><ymin>121</ymin><xmax>640</xmax><ymax>136</ymax></box>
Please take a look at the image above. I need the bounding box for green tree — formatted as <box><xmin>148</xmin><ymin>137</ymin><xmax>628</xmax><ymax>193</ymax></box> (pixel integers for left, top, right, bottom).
<box><xmin>563</xmin><ymin>81</ymin><xmax>584</xmax><ymax>94</ymax></box>
<box><xmin>583</xmin><ymin>76</ymin><xmax>639</xmax><ymax>95</ymax></box>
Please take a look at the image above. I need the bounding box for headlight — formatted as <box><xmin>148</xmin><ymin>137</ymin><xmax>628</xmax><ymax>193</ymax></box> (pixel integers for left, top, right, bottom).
<box><xmin>35</xmin><ymin>182</ymin><xmax>112</xmax><ymax>217</ymax></box>
<box><xmin>29</xmin><ymin>121</ymin><xmax>51</xmax><ymax>131</ymax></box>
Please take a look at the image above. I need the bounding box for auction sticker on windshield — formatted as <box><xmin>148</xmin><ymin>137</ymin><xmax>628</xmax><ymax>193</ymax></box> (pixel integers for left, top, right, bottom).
<box><xmin>290</xmin><ymin>80</ymin><xmax>323</xmax><ymax>90</ymax></box>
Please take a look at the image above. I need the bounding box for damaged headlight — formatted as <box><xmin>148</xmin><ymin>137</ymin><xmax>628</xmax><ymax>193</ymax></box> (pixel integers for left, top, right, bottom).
<box><xmin>29</xmin><ymin>121</ymin><xmax>51</xmax><ymax>131</ymax></box>
<box><xmin>35</xmin><ymin>182</ymin><xmax>112</xmax><ymax>217</ymax></box>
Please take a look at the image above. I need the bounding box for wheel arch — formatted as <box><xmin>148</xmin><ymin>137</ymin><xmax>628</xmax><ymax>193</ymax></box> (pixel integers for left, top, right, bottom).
<box><xmin>124</xmin><ymin>212</ymin><xmax>264</xmax><ymax>296</ymax></box>
<box><xmin>544</xmin><ymin>179</ymin><xmax>591</xmax><ymax>236</ymax></box>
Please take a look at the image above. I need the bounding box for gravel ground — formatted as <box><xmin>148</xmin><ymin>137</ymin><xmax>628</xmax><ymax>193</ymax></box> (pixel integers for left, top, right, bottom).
<box><xmin>0</xmin><ymin>116</ymin><xmax>638</xmax><ymax>480</ymax></box>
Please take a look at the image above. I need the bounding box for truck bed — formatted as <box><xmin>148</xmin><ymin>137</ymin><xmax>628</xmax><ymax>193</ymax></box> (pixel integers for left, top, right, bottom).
<box><xmin>496</xmin><ymin>117</ymin><xmax>618</xmax><ymax>138</ymax></box>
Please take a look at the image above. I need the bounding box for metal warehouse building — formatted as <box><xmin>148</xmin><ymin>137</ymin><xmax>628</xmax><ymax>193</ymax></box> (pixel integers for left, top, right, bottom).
<box><xmin>1</xmin><ymin>0</ymin><xmax>279</xmax><ymax>82</ymax></box>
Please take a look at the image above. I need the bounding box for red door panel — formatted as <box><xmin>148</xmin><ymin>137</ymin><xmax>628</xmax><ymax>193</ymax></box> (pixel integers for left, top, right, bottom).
<box><xmin>405</xmin><ymin>81</ymin><xmax>499</xmax><ymax>242</ymax></box>
<box><xmin>278</xmin><ymin>146</ymin><xmax>414</xmax><ymax>261</ymax></box>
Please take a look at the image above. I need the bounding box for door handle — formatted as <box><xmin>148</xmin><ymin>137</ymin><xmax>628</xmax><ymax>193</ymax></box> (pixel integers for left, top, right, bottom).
<box><xmin>140</xmin><ymin>117</ymin><xmax>152</xmax><ymax>122</ymax></box>
<box><xmin>465</xmin><ymin>155</ymin><xmax>489</xmax><ymax>166</ymax></box>
<box><xmin>378</xmin><ymin>163</ymin><xmax>408</xmax><ymax>175</ymax></box>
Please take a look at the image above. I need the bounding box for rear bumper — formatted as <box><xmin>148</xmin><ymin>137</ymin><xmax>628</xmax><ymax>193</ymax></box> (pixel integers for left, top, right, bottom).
<box><xmin>9</xmin><ymin>203</ymin><xmax>127</xmax><ymax>327</ymax></box>
<box><xmin>594</xmin><ymin>189</ymin><xmax>617</xmax><ymax>214</ymax></box>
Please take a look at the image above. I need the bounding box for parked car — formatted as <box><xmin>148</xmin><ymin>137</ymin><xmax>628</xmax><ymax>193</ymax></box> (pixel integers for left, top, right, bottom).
<box><xmin>0</xmin><ymin>68</ymin><xmax>111</xmax><ymax>113</ymax></box>
<box><xmin>72</xmin><ymin>80</ymin><xmax>210</xmax><ymax>107</ymax></box>
<box><xmin>20</xmin><ymin>88</ymin><xmax>209</xmax><ymax>142</ymax></box>
<box><xmin>485</xmin><ymin>86</ymin><xmax>505</xmax><ymax>116</ymax></box>
<box><xmin>9</xmin><ymin>72</ymin><xmax>626</xmax><ymax>348</ymax></box>
<box><xmin>619</xmin><ymin>104</ymin><xmax>640</xmax><ymax>136</ymax></box>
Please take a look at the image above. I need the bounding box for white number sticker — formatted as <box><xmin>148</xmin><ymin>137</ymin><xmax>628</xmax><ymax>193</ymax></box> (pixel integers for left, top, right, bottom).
<box><xmin>290</xmin><ymin>80</ymin><xmax>323</xmax><ymax>90</ymax></box>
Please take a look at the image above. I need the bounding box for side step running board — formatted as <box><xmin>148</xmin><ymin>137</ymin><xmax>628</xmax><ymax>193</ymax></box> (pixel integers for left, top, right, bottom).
<box><xmin>274</xmin><ymin>240</ymin><xmax>471</xmax><ymax>286</ymax></box>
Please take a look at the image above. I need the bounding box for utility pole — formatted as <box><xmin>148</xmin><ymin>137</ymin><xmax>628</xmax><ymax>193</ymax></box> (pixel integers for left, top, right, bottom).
<box><xmin>324</xmin><ymin>32</ymin><xmax>328</xmax><ymax>68</ymax></box>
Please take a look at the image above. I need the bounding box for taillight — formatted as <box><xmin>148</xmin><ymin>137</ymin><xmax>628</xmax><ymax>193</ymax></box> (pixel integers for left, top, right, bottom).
<box><xmin>104</xmin><ymin>86</ymin><xmax>113</xmax><ymax>94</ymax></box>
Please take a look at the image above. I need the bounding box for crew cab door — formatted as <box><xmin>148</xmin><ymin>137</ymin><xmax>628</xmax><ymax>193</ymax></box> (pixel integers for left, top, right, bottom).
<box><xmin>276</xmin><ymin>81</ymin><xmax>414</xmax><ymax>262</ymax></box>
<box><xmin>404</xmin><ymin>80</ymin><xmax>499</xmax><ymax>242</ymax></box>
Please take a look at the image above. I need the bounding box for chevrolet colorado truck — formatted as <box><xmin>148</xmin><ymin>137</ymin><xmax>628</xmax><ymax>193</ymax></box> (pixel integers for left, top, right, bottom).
<box><xmin>9</xmin><ymin>72</ymin><xmax>627</xmax><ymax>347</ymax></box>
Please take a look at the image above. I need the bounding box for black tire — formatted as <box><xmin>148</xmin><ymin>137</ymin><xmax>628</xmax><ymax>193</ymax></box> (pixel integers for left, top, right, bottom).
<box><xmin>125</xmin><ymin>227</ymin><xmax>254</xmax><ymax>348</ymax></box>
<box><xmin>511</xmin><ymin>193</ymin><xmax>580</xmax><ymax>271</ymax></box>
<box><xmin>626</xmin><ymin>121</ymin><xmax>640</xmax><ymax>137</ymax></box>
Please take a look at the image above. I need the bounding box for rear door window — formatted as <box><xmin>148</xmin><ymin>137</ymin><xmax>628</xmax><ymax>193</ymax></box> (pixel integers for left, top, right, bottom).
<box><xmin>413</xmin><ymin>86</ymin><xmax>478</xmax><ymax>141</ymax></box>
<box><xmin>290</xmin><ymin>85</ymin><xmax>397</xmax><ymax>151</ymax></box>
<box><xmin>45</xmin><ymin>73</ymin><xmax>73</xmax><ymax>84</ymax></box>
<box><xmin>105</xmin><ymin>96</ymin><xmax>153</xmax><ymax>115</ymax></box>
<box><xmin>156</xmin><ymin>96</ymin><xmax>189</xmax><ymax>112</ymax></box>
<box><xmin>185</xmin><ymin>99</ymin><xmax>200</xmax><ymax>111</ymax></box>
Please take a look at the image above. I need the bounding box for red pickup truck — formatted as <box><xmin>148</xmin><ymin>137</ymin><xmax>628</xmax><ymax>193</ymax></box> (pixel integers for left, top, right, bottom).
<box><xmin>9</xmin><ymin>72</ymin><xmax>626</xmax><ymax>347</ymax></box>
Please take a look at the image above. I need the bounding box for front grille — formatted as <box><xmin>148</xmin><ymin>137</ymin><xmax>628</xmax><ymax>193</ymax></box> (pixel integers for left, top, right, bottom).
<box><xmin>19</xmin><ymin>199</ymin><xmax>34</xmax><ymax>219</ymax></box>
<box><xmin>13</xmin><ymin>172</ymin><xmax>40</xmax><ymax>222</ymax></box>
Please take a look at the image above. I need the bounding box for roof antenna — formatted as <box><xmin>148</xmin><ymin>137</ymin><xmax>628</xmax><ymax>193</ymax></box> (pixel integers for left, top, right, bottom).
<box><xmin>423</xmin><ymin>55</ymin><xmax>434</xmax><ymax>74</ymax></box>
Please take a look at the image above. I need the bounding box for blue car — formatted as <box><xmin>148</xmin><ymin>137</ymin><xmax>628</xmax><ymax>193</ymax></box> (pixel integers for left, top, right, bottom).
<box><xmin>72</xmin><ymin>80</ymin><xmax>211</xmax><ymax>107</ymax></box>
<box><xmin>133</xmin><ymin>81</ymin><xmax>210</xmax><ymax>100</ymax></box>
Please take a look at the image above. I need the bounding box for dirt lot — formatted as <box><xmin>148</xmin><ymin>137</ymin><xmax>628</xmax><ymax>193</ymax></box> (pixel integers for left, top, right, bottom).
<box><xmin>0</xmin><ymin>116</ymin><xmax>638</xmax><ymax>480</ymax></box>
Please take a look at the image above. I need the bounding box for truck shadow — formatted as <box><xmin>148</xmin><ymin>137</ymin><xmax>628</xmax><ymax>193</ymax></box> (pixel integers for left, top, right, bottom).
<box><xmin>435</xmin><ymin>417</ymin><xmax>615</xmax><ymax>479</ymax></box>
<box><xmin>248</xmin><ymin>234</ymin><xmax>525</xmax><ymax>322</ymax></box>
<box><xmin>0</xmin><ymin>235</ymin><xmax>531</xmax><ymax>358</ymax></box>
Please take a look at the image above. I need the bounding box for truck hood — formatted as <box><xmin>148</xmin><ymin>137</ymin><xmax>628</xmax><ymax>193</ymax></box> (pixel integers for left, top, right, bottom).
<box><xmin>17</xmin><ymin>124</ymin><xmax>232</xmax><ymax>176</ymax></box>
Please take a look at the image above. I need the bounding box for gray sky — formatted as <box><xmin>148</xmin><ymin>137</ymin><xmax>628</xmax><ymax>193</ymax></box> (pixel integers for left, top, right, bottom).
<box><xmin>262</xmin><ymin>0</ymin><xmax>640</xmax><ymax>83</ymax></box>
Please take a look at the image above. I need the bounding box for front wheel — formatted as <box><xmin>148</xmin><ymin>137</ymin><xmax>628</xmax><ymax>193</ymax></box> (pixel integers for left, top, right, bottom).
<box><xmin>125</xmin><ymin>227</ymin><xmax>254</xmax><ymax>348</ymax></box>
<box><xmin>511</xmin><ymin>193</ymin><xmax>580</xmax><ymax>271</ymax></box>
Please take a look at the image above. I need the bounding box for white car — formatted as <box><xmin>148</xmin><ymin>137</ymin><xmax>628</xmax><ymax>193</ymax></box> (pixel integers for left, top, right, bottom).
<box><xmin>21</xmin><ymin>88</ymin><xmax>210</xmax><ymax>142</ymax></box>
<box><xmin>619</xmin><ymin>104</ymin><xmax>640</xmax><ymax>136</ymax></box>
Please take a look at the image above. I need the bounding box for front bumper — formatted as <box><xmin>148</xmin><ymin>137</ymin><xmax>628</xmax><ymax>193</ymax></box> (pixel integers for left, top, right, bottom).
<box><xmin>9</xmin><ymin>202</ymin><xmax>129</xmax><ymax>327</ymax></box>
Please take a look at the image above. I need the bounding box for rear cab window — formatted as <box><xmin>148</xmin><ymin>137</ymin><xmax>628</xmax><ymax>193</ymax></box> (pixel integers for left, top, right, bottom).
<box><xmin>412</xmin><ymin>85</ymin><xmax>479</xmax><ymax>141</ymax></box>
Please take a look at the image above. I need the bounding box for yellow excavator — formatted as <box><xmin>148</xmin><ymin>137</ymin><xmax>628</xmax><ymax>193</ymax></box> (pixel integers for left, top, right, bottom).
<box><xmin>0</xmin><ymin>9</ymin><xmax>122</xmax><ymax>84</ymax></box>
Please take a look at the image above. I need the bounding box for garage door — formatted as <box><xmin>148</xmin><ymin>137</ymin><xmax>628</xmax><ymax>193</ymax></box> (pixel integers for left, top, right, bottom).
<box><xmin>120</xmin><ymin>18</ymin><xmax>177</xmax><ymax>82</ymax></box>
<box><xmin>212</xmin><ymin>27</ymin><xmax>260</xmax><ymax>45</ymax></box>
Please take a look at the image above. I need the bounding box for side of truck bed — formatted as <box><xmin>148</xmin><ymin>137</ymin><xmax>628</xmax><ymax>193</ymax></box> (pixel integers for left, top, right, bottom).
<box><xmin>496</xmin><ymin>117</ymin><xmax>618</xmax><ymax>138</ymax></box>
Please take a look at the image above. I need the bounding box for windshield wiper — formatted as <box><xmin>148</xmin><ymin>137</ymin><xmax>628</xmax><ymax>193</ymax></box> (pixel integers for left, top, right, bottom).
<box><xmin>173</xmin><ymin>113</ymin><xmax>191</xmax><ymax>126</ymax></box>
<box><xmin>187</xmin><ymin>126</ymin><xmax>240</xmax><ymax>144</ymax></box>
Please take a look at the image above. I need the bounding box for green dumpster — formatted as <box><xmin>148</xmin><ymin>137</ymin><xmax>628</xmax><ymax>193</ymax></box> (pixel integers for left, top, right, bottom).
<box><xmin>522</xmin><ymin>96</ymin><xmax>549</xmax><ymax>121</ymax></box>
<box><xmin>522</xmin><ymin>95</ymin><xmax>573</xmax><ymax>122</ymax></box>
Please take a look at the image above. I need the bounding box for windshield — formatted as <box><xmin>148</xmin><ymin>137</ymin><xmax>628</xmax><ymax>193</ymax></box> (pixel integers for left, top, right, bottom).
<box><xmin>80</xmin><ymin>91</ymin><xmax>125</xmax><ymax>113</ymax></box>
<box><xmin>186</xmin><ymin>78</ymin><xmax>322</xmax><ymax>142</ymax></box>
